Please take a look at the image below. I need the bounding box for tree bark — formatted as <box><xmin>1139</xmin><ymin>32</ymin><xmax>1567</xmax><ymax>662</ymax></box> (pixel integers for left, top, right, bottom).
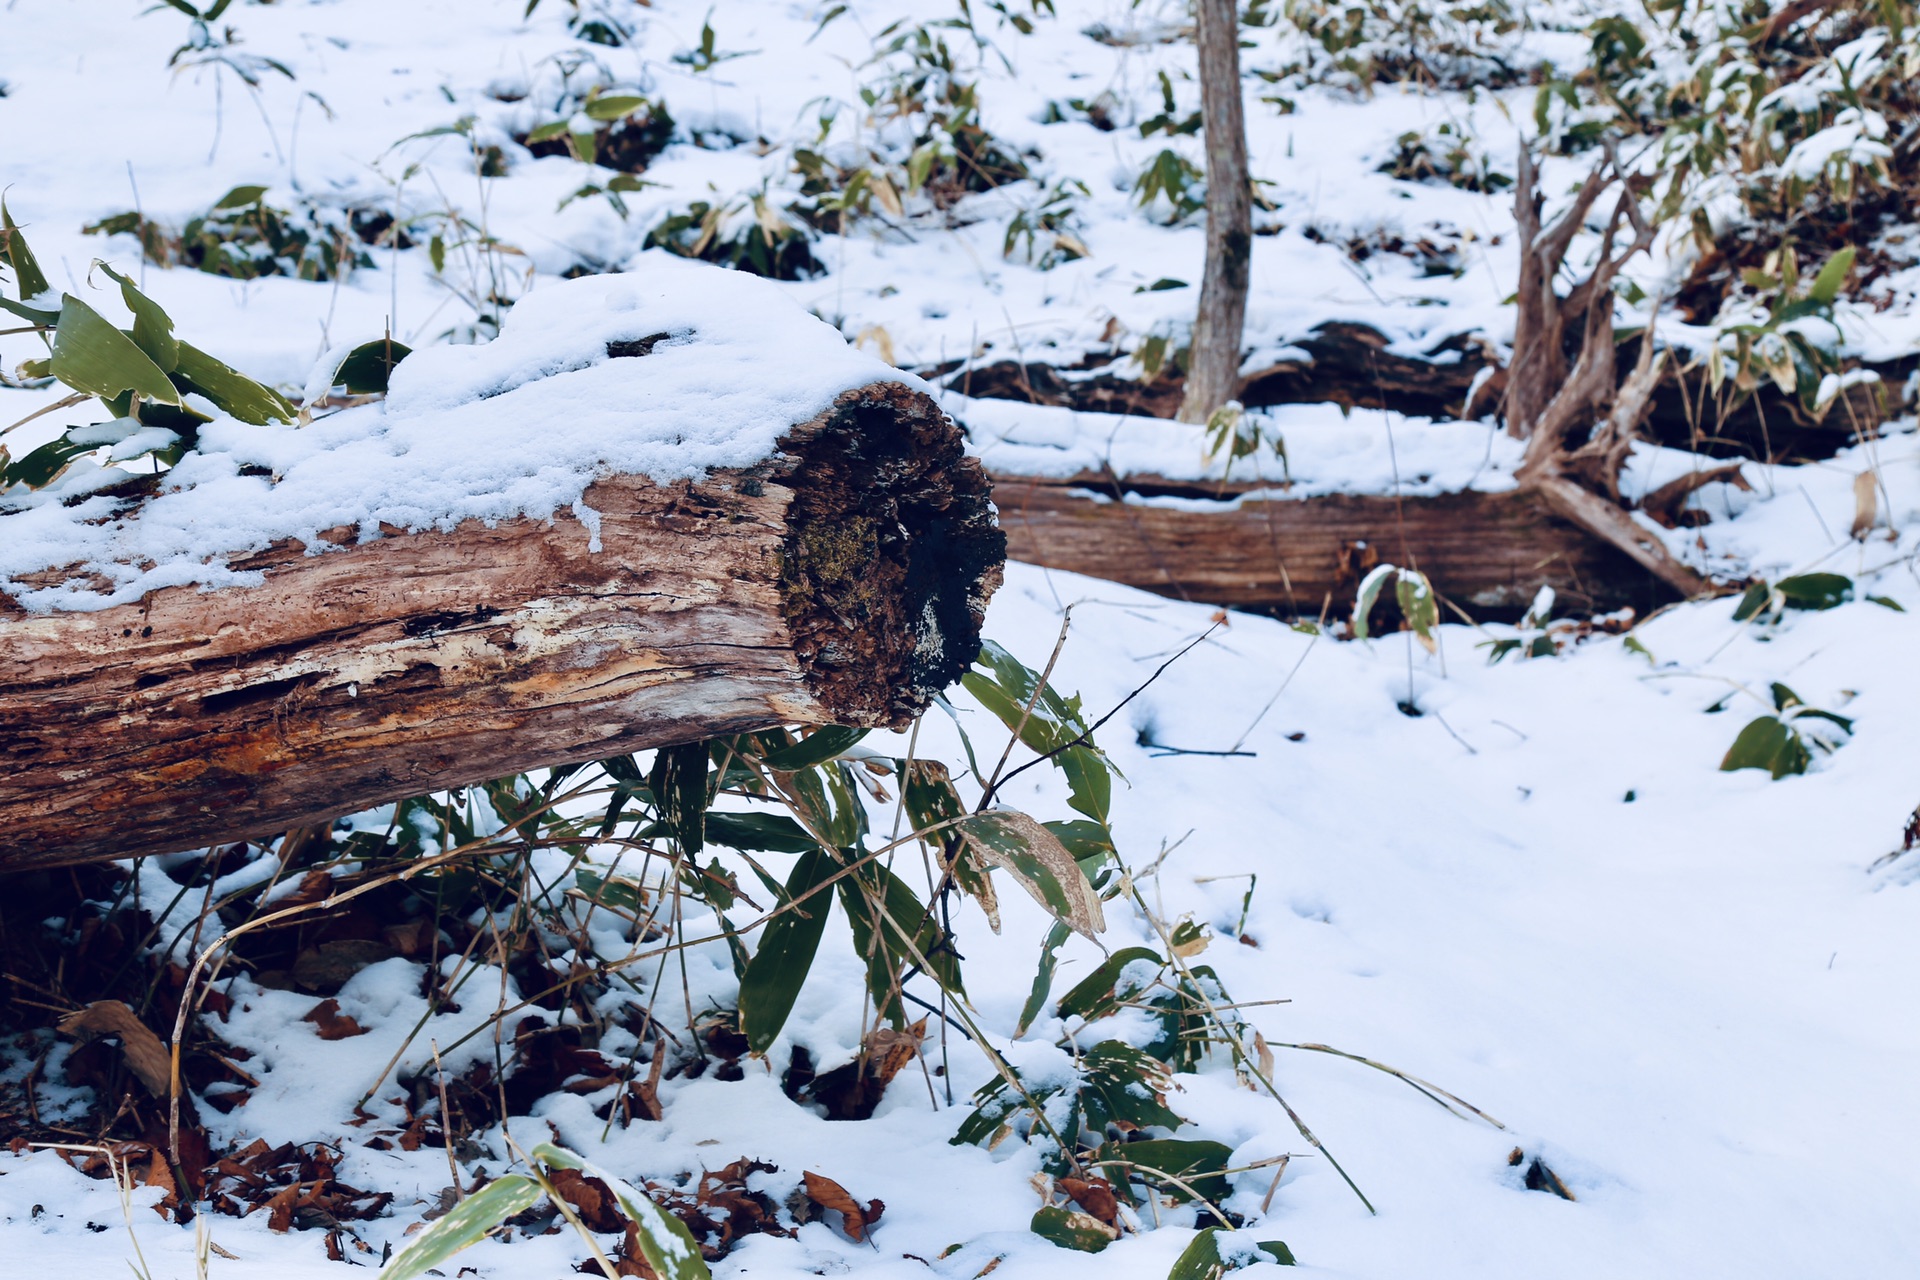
<box><xmin>991</xmin><ymin>471</ymin><xmax>1674</xmax><ymax>617</ymax></box>
<box><xmin>1177</xmin><ymin>0</ymin><xmax>1252</xmax><ymax>425</ymax></box>
<box><xmin>0</xmin><ymin>382</ymin><xmax>1004</xmax><ymax>872</ymax></box>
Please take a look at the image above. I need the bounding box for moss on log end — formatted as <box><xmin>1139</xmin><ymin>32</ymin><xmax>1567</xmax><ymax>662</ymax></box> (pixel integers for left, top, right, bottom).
<box><xmin>777</xmin><ymin>382</ymin><xmax>1005</xmax><ymax>727</ymax></box>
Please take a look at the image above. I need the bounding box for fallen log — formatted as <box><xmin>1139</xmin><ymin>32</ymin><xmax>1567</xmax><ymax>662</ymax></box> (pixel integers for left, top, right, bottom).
<box><xmin>0</xmin><ymin>273</ymin><xmax>1004</xmax><ymax>871</ymax></box>
<box><xmin>990</xmin><ymin>471</ymin><xmax>1673</xmax><ymax>618</ymax></box>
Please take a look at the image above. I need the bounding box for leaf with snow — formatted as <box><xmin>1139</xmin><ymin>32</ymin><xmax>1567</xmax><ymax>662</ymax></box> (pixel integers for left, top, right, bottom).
<box><xmin>1168</xmin><ymin>1227</ymin><xmax>1296</xmax><ymax>1277</ymax></box>
<box><xmin>378</xmin><ymin>1174</ymin><xmax>544</xmax><ymax>1280</ymax></box>
<box><xmin>1351</xmin><ymin>562</ymin><xmax>1398</xmax><ymax>639</ymax></box>
<box><xmin>533</xmin><ymin>1143</ymin><xmax>711</xmax><ymax>1279</ymax></box>
<box><xmin>956</xmin><ymin>810</ymin><xmax>1105</xmax><ymax>940</ymax></box>
<box><xmin>1396</xmin><ymin>568</ymin><xmax>1439</xmax><ymax>654</ymax></box>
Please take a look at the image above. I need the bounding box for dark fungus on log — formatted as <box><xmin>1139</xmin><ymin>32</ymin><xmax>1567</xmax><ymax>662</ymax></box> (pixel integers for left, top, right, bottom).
<box><xmin>0</xmin><ymin>382</ymin><xmax>1004</xmax><ymax>871</ymax></box>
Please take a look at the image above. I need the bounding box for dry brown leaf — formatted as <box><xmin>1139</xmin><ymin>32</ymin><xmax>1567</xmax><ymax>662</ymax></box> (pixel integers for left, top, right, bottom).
<box><xmin>1852</xmin><ymin>469</ymin><xmax>1879</xmax><ymax>540</ymax></box>
<box><xmin>801</xmin><ymin>1171</ymin><xmax>884</xmax><ymax>1243</ymax></box>
<box><xmin>862</xmin><ymin>1019</ymin><xmax>926</xmax><ymax>1092</ymax></box>
<box><xmin>145</xmin><ymin>1145</ymin><xmax>179</xmax><ymax>1213</ymax></box>
<box><xmin>1253</xmin><ymin>1030</ymin><xmax>1276</xmax><ymax>1082</ymax></box>
<box><xmin>265</xmin><ymin>1183</ymin><xmax>301</xmax><ymax>1233</ymax></box>
<box><xmin>302</xmin><ymin>998</ymin><xmax>369</xmax><ymax>1041</ymax></box>
<box><xmin>1057</xmin><ymin>1176</ymin><xmax>1119</xmax><ymax>1226</ymax></box>
<box><xmin>57</xmin><ymin>1000</ymin><xmax>171</xmax><ymax>1097</ymax></box>
<box><xmin>548</xmin><ymin>1166</ymin><xmax>626</xmax><ymax>1233</ymax></box>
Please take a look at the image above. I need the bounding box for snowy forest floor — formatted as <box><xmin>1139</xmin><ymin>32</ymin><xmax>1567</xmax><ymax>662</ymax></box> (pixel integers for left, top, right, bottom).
<box><xmin>3</xmin><ymin>1</ymin><xmax>1919</xmax><ymax>1277</ymax></box>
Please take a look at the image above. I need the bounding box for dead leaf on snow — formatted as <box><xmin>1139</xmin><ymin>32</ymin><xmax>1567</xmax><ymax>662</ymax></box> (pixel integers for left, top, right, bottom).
<box><xmin>302</xmin><ymin>998</ymin><xmax>368</xmax><ymax>1040</ymax></box>
<box><xmin>801</xmin><ymin>1170</ymin><xmax>885</xmax><ymax>1242</ymax></box>
<box><xmin>57</xmin><ymin>1000</ymin><xmax>171</xmax><ymax>1097</ymax></box>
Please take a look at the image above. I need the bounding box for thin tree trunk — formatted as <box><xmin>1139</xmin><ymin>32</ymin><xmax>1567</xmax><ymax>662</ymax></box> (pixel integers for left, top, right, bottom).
<box><xmin>1177</xmin><ymin>0</ymin><xmax>1252</xmax><ymax>425</ymax></box>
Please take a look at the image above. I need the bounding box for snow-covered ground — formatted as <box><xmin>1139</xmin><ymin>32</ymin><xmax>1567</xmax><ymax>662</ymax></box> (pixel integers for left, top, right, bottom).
<box><xmin>3</xmin><ymin>1</ymin><xmax>1919</xmax><ymax>1277</ymax></box>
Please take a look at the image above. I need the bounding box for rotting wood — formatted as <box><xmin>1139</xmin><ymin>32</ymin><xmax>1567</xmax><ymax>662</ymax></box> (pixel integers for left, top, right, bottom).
<box><xmin>990</xmin><ymin>471</ymin><xmax>1674</xmax><ymax>618</ymax></box>
<box><xmin>0</xmin><ymin>382</ymin><xmax>1004</xmax><ymax>871</ymax></box>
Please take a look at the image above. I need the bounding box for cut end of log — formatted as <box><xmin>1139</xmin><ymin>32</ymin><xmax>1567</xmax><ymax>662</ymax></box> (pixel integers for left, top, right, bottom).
<box><xmin>777</xmin><ymin>382</ymin><xmax>1006</xmax><ymax>728</ymax></box>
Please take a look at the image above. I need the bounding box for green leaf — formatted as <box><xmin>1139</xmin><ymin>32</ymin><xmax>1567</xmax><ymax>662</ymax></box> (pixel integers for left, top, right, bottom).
<box><xmin>2</xmin><ymin>199</ymin><xmax>52</xmax><ymax>300</ymax></box>
<box><xmin>94</xmin><ymin>264</ymin><xmax>179</xmax><ymax>371</ymax></box>
<box><xmin>1867</xmin><ymin>594</ymin><xmax>1905</xmax><ymax>611</ymax></box>
<box><xmin>955</xmin><ymin>810</ymin><xmax>1105</xmax><ymax>940</ymax></box>
<box><xmin>173</xmin><ymin>342</ymin><xmax>296</xmax><ymax>424</ymax></box>
<box><xmin>964</xmin><ymin>640</ymin><xmax>1093</xmax><ymax>755</ymax></box>
<box><xmin>333</xmin><ymin>337</ymin><xmax>414</xmax><ymax>396</ymax></box>
<box><xmin>1042</xmin><ymin>819</ymin><xmax>1113</xmax><ymax>865</ymax></box>
<box><xmin>1057</xmin><ymin>945</ymin><xmax>1163</xmax><ymax>1021</ymax></box>
<box><xmin>1720</xmin><ymin>715</ymin><xmax>1809</xmax><ymax>779</ymax></box>
<box><xmin>1396</xmin><ymin>568</ymin><xmax>1439</xmax><ymax>654</ymax></box>
<box><xmin>2</xmin><ymin>436</ymin><xmax>92</xmax><ymax>490</ymax></box>
<box><xmin>1057</xmin><ymin>745</ymin><xmax>1112</xmax><ymax>826</ymax></box>
<box><xmin>1030</xmin><ymin>1205</ymin><xmax>1113</xmax><ymax>1253</ymax></box>
<box><xmin>531</xmin><ymin>1145</ymin><xmax>712</xmax><ymax>1280</ymax></box>
<box><xmin>1792</xmin><ymin>707</ymin><xmax>1854</xmax><ymax>734</ymax></box>
<box><xmin>584</xmin><ymin>94</ymin><xmax>649</xmax><ymax>121</ymax></box>
<box><xmin>526</xmin><ymin>120</ymin><xmax>572</xmax><ymax>143</ymax></box>
<box><xmin>379</xmin><ymin>1174</ymin><xmax>544</xmax><ymax>1280</ymax></box>
<box><xmin>1094</xmin><ymin>1138</ymin><xmax>1232</xmax><ymax>1205</ymax></box>
<box><xmin>704</xmin><ymin>811</ymin><xmax>817</xmax><ymax>853</ymax></box>
<box><xmin>756</xmin><ymin>725</ymin><xmax>869</xmax><ymax>771</ymax></box>
<box><xmin>819</xmin><ymin>759</ymin><xmax>869</xmax><ymax>848</ymax></box>
<box><xmin>50</xmin><ymin>294</ymin><xmax>180</xmax><ymax>406</ymax></box>
<box><xmin>0</xmin><ymin>294</ymin><xmax>58</xmax><ymax>326</ymax></box>
<box><xmin>1775</xmin><ymin>572</ymin><xmax>1852</xmax><ymax>611</ymax></box>
<box><xmin>837</xmin><ymin>860</ymin><xmax>962</xmax><ymax>1019</ymax></box>
<box><xmin>574</xmin><ymin>869</ymin><xmax>647</xmax><ymax>913</ymax></box>
<box><xmin>649</xmin><ymin>741</ymin><xmax>710</xmax><ymax>855</ymax></box>
<box><xmin>1169</xmin><ymin>1228</ymin><xmax>1296</xmax><ymax>1277</ymax></box>
<box><xmin>1808</xmin><ymin>246</ymin><xmax>1856</xmax><ymax>307</ymax></box>
<box><xmin>1015</xmin><ymin>920</ymin><xmax>1072</xmax><ymax>1037</ymax></box>
<box><xmin>213</xmin><ymin>184</ymin><xmax>270</xmax><ymax>210</ymax></box>
<box><xmin>1077</xmin><ymin>1040</ymin><xmax>1181</xmax><ymax>1132</ymax></box>
<box><xmin>1351</xmin><ymin>563</ymin><xmax>1397</xmax><ymax>640</ymax></box>
<box><xmin>961</xmin><ymin>642</ymin><xmax>1118</xmax><ymax>823</ymax></box>
<box><xmin>1731</xmin><ymin>580</ymin><xmax>1772</xmax><ymax>622</ymax></box>
<box><xmin>901</xmin><ymin>758</ymin><xmax>968</xmax><ymax>833</ymax></box>
<box><xmin>737</xmin><ymin>847</ymin><xmax>837</xmax><ymax>1053</ymax></box>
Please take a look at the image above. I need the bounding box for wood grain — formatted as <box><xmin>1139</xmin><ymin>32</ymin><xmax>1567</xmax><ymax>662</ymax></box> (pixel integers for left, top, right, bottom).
<box><xmin>0</xmin><ymin>383</ymin><xmax>1003</xmax><ymax>870</ymax></box>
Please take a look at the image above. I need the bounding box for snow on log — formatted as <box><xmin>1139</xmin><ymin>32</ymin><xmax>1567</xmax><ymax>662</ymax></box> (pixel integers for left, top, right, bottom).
<box><xmin>991</xmin><ymin>471</ymin><xmax>1671</xmax><ymax>617</ymax></box>
<box><xmin>0</xmin><ymin>267</ymin><xmax>1004</xmax><ymax>870</ymax></box>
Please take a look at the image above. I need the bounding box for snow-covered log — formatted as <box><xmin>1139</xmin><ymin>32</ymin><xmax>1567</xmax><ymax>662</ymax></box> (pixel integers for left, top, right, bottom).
<box><xmin>0</xmin><ymin>270</ymin><xmax>1004</xmax><ymax>869</ymax></box>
